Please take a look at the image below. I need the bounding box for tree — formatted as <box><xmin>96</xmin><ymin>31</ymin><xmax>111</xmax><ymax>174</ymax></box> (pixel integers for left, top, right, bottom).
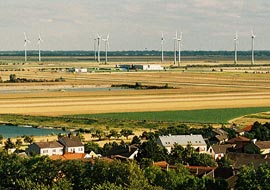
<box><xmin>120</xmin><ymin>129</ymin><xmax>134</xmax><ymax>139</ymax></box>
<box><xmin>92</xmin><ymin>129</ymin><xmax>104</xmax><ymax>141</ymax></box>
<box><xmin>9</xmin><ymin>74</ymin><xmax>17</xmax><ymax>82</ymax></box>
<box><xmin>0</xmin><ymin>134</ymin><xmax>3</xmax><ymax>145</ymax></box>
<box><xmin>4</xmin><ymin>138</ymin><xmax>15</xmax><ymax>150</ymax></box>
<box><xmin>131</xmin><ymin>135</ymin><xmax>141</xmax><ymax>145</ymax></box>
<box><xmin>23</xmin><ymin>135</ymin><xmax>34</xmax><ymax>144</ymax></box>
<box><xmin>15</xmin><ymin>139</ymin><xmax>23</xmax><ymax>149</ymax></box>
<box><xmin>84</xmin><ymin>141</ymin><xmax>102</xmax><ymax>154</ymax></box>
<box><xmin>108</xmin><ymin>129</ymin><xmax>120</xmax><ymax>140</ymax></box>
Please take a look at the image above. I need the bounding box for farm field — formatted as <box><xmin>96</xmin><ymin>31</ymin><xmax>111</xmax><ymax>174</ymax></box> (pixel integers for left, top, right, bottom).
<box><xmin>0</xmin><ymin>58</ymin><xmax>270</xmax><ymax>121</ymax></box>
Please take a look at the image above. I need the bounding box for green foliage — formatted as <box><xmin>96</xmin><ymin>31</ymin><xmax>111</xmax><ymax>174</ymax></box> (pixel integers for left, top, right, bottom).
<box><xmin>4</xmin><ymin>138</ymin><xmax>15</xmax><ymax>150</ymax></box>
<box><xmin>120</xmin><ymin>129</ymin><xmax>134</xmax><ymax>139</ymax></box>
<box><xmin>84</xmin><ymin>141</ymin><xmax>102</xmax><ymax>154</ymax></box>
<box><xmin>235</xmin><ymin>164</ymin><xmax>270</xmax><ymax>190</ymax></box>
<box><xmin>138</xmin><ymin>139</ymin><xmax>168</xmax><ymax>162</ymax></box>
<box><xmin>23</xmin><ymin>135</ymin><xmax>34</xmax><ymax>144</ymax></box>
<box><xmin>169</xmin><ymin>144</ymin><xmax>216</xmax><ymax>167</ymax></box>
<box><xmin>247</xmin><ymin>121</ymin><xmax>270</xmax><ymax>141</ymax></box>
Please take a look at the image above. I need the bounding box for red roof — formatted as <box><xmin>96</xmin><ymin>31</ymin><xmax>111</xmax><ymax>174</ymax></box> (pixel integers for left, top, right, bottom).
<box><xmin>50</xmin><ymin>153</ymin><xmax>86</xmax><ymax>160</ymax></box>
<box><xmin>153</xmin><ymin>161</ymin><xmax>169</xmax><ymax>168</ymax></box>
<box><xmin>242</xmin><ymin>125</ymin><xmax>253</xmax><ymax>132</ymax></box>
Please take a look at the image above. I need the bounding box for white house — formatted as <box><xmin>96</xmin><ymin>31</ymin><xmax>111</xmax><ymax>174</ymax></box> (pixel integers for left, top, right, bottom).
<box><xmin>28</xmin><ymin>141</ymin><xmax>64</xmax><ymax>156</ymax></box>
<box><xmin>58</xmin><ymin>136</ymin><xmax>84</xmax><ymax>154</ymax></box>
<box><xmin>209</xmin><ymin>144</ymin><xmax>235</xmax><ymax>160</ymax></box>
<box><xmin>156</xmin><ymin>134</ymin><xmax>207</xmax><ymax>154</ymax></box>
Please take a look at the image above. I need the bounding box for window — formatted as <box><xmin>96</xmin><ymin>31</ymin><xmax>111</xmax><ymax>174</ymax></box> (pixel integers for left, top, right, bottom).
<box><xmin>52</xmin><ymin>149</ymin><xmax>56</xmax><ymax>153</ymax></box>
<box><xmin>43</xmin><ymin>150</ymin><xmax>48</xmax><ymax>154</ymax></box>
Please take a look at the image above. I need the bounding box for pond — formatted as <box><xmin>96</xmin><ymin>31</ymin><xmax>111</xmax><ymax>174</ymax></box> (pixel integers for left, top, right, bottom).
<box><xmin>0</xmin><ymin>125</ymin><xmax>66</xmax><ymax>138</ymax></box>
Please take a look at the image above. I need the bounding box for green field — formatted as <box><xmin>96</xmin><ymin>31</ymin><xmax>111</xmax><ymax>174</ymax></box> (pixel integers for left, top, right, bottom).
<box><xmin>77</xmin><ymin>107</ymin><xmax>270</xmax><ymax>124</ymax></box>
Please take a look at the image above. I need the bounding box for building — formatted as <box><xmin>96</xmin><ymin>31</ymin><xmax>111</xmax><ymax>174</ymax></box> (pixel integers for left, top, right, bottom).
<box><xmin>244</xmin><ymin>140</ymin><xmax>270</xmax><ymax>154</ymax></box>
<box><xmin>156</xmin><ymin>134</ymin><xmax>207</xmax><ymax>153</ymax></box>
<box><xmin>209</xmin><ymin>144</ymin><xmax>235</xmax><ymax>159</ymax></box>
<box><xmin>28</xmin><ymin>141</ymin><xmax>64</xmax><ymax>156</ymax></box>
<box><xmin>117</xmin><ymin>64</ymin><xmax>164</xmax><ymax>71</ymax></box>
<box><xmin>210</xmin><ymin>128</ymin><xmax>229</xmax><ymax>144</ymax></box>
<box><xmin>58</xmin><ymin>136</ymin><xmax>84</xmax><ymax>154</ymax></box>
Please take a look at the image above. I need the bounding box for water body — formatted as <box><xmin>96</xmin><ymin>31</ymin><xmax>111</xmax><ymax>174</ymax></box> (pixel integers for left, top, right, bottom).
<box><xmin>0</xmin><ymin>125</ymin><xmax>66</xmax><ymax>138</ymax></box>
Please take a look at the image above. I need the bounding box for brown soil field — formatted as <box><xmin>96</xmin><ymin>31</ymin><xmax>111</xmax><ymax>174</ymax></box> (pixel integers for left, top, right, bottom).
<box><xmin>0</xmin><ymin>68</ymin><xmax>270</xmax><ymax>116</ymax></box>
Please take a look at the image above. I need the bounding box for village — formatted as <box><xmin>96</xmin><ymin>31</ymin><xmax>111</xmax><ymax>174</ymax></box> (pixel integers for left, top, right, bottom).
<box><xmin>1</xmin><ymin>121</ymin><xmax>270</xmax><ymax>189</ymax></box>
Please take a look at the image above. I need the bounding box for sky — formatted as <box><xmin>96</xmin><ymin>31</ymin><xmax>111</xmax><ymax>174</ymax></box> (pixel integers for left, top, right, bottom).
<box><xmin>0</xmin><ymin>0</ymin><xmax>269</xmax><ymax>51</ymax></box>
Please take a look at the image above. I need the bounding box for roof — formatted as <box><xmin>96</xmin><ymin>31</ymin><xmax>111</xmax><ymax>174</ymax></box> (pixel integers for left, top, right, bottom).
<box><xmin>215</xmin><ymin>134</ymin><xmax>228</xmax><ymax>142</ymax></box>
<box><xmin>50</xmin><ymin>153</ymin><xmax>87</xmax><ymax>160</ymax></box>
<box><xmin>153</xmin><ymin>161</ymin><xmax>169</xmax><ymax>168</ymax></box>
<box><xmin>158</xmin><ymin>135</ymin><xmax>206</xmax><ymax>147</ymax></box>
<box><xmin>237</xmin><ymin>125</ymin><xmax>253</xmax><ymax>133</ymax></box>
<box><xmin>212</xmin><ymin>144</ymin><xmax>234</xmax><ymax>154</ymax></box>
<box><xmin>227</xmin><ymin>136</ymin><xmax>250</xmax><ymax>144</ymax></box>
<box><xmin>34</xmin><ymin>141</ymin><xmax>64</xmax><ymax>149</ymax></box>
<box><xmin>106</xmin><ymin>145</ymin><xmax>138</xmax><ymax>159</ymax></box>
<box><xmin>185</xmin><ymin>166</ymin><xmax>217</xmax><ymax>177</ymax></box>
<box><xmin>59</xmin><ymin>136</ymin><xmax>83</xmax><ymax>147</ymax></box>
<box><xmin>212</xmin><ymin>128</ymin><xmax>228</xmax><ymax>136</ymax></box>
<box><xmin>255</xmin><ymin>141</ymin><xmax>270</xmax><ymax>149</ymax></box>
<box><xmin>227</xmin><ymin>152</ymin><xmax>270</xmax><ymax>169</ymax></box>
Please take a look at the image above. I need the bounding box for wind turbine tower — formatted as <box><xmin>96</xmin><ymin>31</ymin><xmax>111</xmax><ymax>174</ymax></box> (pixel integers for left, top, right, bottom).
<box><xmin>38</xmin><ymin>34</ymin><xmax>43</xmax><ymax>62</ymax></box>
<box><xmin>173</xmin><ymin>31</ymin><xmax>178</xmax><ymax>65</ymax></box>
<box><xmin>24</xmin><ymin>32</ymin><xmax>30</xmax><ymax>62</ymax></box>
<box><xmin>97</xmin><ymin>34</ymin><xmax>101</xmax><ymax>63</ymax></box>
<box><xmin>94</xmin><ymin>38</ymin><xmax>97</xmax><ymax>61</ymax></box>
<box><xmin>234</xmin><ymin>32</ymin><xmax>238</xmax><ymax>64</ymax></box>
<box><xmin>161</xmin><ymin>33</ymin><xmax>164</xmax><ymax>62</ymax></box>
<box><xmin>177</xmin><ymin>32</ymin><xmax>183</xmax><ymax>67</ymax></box>
<box><xmin>103</xmin><ymin>34</ymin><xmax>110</xmax><ymax>64</ymax></box>
<box><xmin>251</xmin><ymin>31</ymin><xmax>256</xmax><ymax>65</ymax></box>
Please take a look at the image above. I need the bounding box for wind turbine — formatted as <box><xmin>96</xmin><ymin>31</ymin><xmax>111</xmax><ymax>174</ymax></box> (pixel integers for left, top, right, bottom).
<box><xmin>177</xmin><ymin>32</ymin><xmax>183</xmax><ymax>67</ymax></box>
<box><xmin>251</xmin><ymin>31</ymin><xmax>256</xmax><ymax>65</ymax></box>
<box><xmin>24</xmin><ymin>32</ymin><xmax>30</xmax><ymax>62</ymax></box>
<box><xmin>234</xmin><ymin>32</ymin><xmax>238</xmax><ymax>64</ymax></box>
<box><xmin>94</xmin><ymin>38</ymin><xmax>97</xmax><ymax>61</ymax></box>
<box><xmin>38</xmin><ymin>34</ymin><xmax>43</xmax><ymax>62</ymax></box>
<box><xmin>102</xmin><ymin>34</ymin><xmax>110</xmax><ymax>64</ymax></box>
<box><xmin>161</xmin><ymin>32</ymin><xmax>165</xmax><ymax>62</ymax></box>
<box><xmin>97</xmin><ymin>34</ymin><xmax>101</xmax><ymax>63</ymax></box>
<box><xmin>173</xmin><ymin>31</ymin><xmax>178</xmax><ymax>65</ymax></box>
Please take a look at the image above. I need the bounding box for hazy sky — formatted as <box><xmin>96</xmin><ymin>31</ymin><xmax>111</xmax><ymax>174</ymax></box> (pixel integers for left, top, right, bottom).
<box><xmin>0</xmin><ymin>0</ymin><xmax>269</xmax><ymax>51</ymax></box>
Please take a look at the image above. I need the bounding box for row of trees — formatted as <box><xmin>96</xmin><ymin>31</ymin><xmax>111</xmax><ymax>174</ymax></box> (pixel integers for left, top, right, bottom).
<box><xmin>0</xmin><ymin>151</ymin><xmax>225</xmax><ymax>190</ymax></box>
<box><xmin>0</xmin><ymin>135</ymin><xmax>34</xmax><ymax>150</ymax></box>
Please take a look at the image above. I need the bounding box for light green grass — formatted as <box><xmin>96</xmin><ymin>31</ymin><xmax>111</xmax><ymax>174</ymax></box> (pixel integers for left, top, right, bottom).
<box><xmin>76</xmin><ymin>107</ymin><xmax>270</xmax><ymax>124</ymax></box>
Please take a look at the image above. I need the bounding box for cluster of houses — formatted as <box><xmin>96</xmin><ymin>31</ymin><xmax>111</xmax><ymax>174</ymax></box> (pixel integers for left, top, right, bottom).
<box><xmin>24</xmin><ymin>126</ymin><xmax>270</xmax><ymax>189</ymax></box>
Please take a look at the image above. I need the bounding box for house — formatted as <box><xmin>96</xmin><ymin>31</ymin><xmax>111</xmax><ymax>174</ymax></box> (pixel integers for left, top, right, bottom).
<box><xmin>244</xmin><ymin>140</ymin><xmax>270</xmax><ymax>154</ymax></box>
<box><xmin>236</xmin><ymin>125</ymin><xmax>253</xmax><ymax>136</ymax></box>
<box><xmin>156</xmin><ymin>134</ymin><xmax>207</xmax><ymax>154</ymax></box>
<box><xmin>117</xmin><ymin>64</ymin><xmax>164</xmax><ymax>71</ymax></box>
<box><xmin>227</xmin><ymin>152</ymin><xmax>270</xmax><ymax>169</ymax></box>
<box><xmin>209</xmin><ymin>144</ymin><xmax>235</xmax><ymax>159</ymax></box>
<box><xmin>227</xmin><ymin>136</ymin><xmax>250</xmax><ymax>153</ymax></box>
<box><xmin>58</xmin><ymin>136</ymin><xmax>84</xmax><ymax>154</ymax></box>
<box><xmin>28</xmin><ymin>141</ymin><xmax>64</xmax><ymax>156</ymax></box>
<box><xmin>210</xmin><ymin>128</ymin><xmax>229</xmax><ymax>144</ymax></box>
<box><xmin>106</xmin><ymin>145</ymin><xmax>139</xmax><ymax>160</ymax></box>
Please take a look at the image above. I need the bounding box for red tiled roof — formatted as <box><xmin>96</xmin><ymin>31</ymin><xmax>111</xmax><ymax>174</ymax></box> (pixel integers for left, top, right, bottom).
<box><xmin>242</xmin><ymin>125</ymin><xmax>253</xmax><ymax>132</ymax></box>
<box><xmin>153</xmin><ymin>161</ymin><xmax>169</xmax><ymax>168</ymax></box>
<box><xmin>50</xmin><ymin>153</ymin><xmax>86</xmax><ymax>160</ymax></box>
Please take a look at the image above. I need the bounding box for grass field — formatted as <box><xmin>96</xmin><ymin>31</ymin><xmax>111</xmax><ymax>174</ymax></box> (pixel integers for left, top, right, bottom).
<box><xmin>76</xmin><ymin>107</ymin><xmax>270</xmax><ymax>124</ymax></box>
